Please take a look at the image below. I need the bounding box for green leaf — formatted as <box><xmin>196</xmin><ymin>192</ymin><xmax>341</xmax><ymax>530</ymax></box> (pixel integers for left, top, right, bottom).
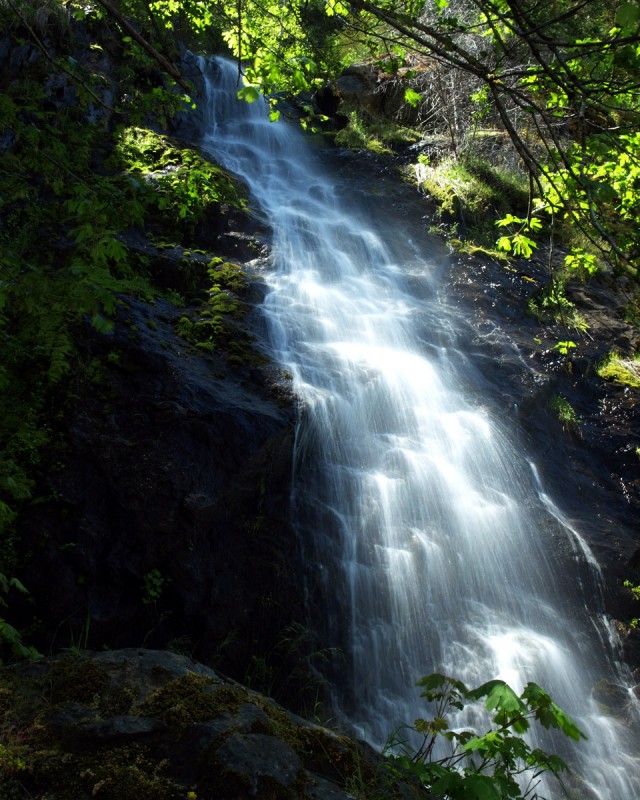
<box><xmin>237</xmin><ymin>86</ymin><xmax>260</xmax><ymax>103</ymax></box>
<box><xmin>8</xmin><ymin>578</ymin><xmax>28</xmax><ymax>595</ymax></box>
<box><xmin>522</xmin><ymin>683</ymin><xmax>586</xmax><ymax>741</ymax></box>
<box><xmin>91</xmin><ymin>314</ymin><xmax>114</xmax><ymax>334</ymax></box>
<box><xmin>415</xmin><ymin>715</ymin><xmax>449</xmax><ymax>734</ymax></box>
<box><xmin>497</xmin><ymin>213</ymin><xmax>524</xmax><ymax>227</ymax></box>
<box><xmin>470</xmin><ymin>680</ymin><xmax>528</xmax><ymax>717</ymax></box>
<box><xmin>417</xmin><ymin>673</ymin><xmax>468</xmax><ymax>703</ymax></box>
<box><xmin>416</xmin><ymin>672</ymin><xmax>449</xmax><ymax>691</ymax></box>
<box><xmin>616</xmin><ymin>2</ymin><xmax>640</xmax><ymax>27</ymax></box>
<box><xmin>431</xmin><ymin>768</ymin><xmax>464</xmax><ymax>796</ymax></box>
<box><xmin>404</xmin><ymin>88</ymin><xmax>423</xmax><ymax>108</ymax></box>
<box><xmin>459</xmin><ymin>773</ymin><xmax>503</xmax><ymax>800</ymax></box>
<box><xmin>511</xmin><ymin>233</ymin><xmax>536</xmax><ymax>257</ymax></box>
<box><xmin>325</xmin><ymin>0</ymin><xmax>350</xmax><ymax>16</ymax></box>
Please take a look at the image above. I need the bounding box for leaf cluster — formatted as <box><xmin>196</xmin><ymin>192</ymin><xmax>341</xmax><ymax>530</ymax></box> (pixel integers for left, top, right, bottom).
<box><xmin>0</xmin><ymin>573</ymin><xmax>40</xmax><ymax>663</ymax></box>
<box><xmin>107</xmin><ymin>126</ymin><xmax>246</xmax><ymax>233</ymax></box>
<box><xmin>623</xmin><ymin>579</ymin><xmax>640</xmax><ymax>627</ymax></box>
<box><xmin>383</xmin><ymin>672</ymin><xmax>585</xmax><ymax>800</ymax></box>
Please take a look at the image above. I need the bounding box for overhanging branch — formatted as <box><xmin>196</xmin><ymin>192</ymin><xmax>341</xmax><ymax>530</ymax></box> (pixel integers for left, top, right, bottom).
<box><xmin>96</xmin><ymin>0</ymin><xmax>192</xmax><ymax>93</ymax></box>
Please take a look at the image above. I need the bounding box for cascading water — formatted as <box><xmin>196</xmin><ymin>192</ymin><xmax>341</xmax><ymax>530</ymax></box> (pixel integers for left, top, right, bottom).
<box><xmin>198</xmin><ymin>56</ymin><xmax>640</xmax><ymax>798</ymax></box>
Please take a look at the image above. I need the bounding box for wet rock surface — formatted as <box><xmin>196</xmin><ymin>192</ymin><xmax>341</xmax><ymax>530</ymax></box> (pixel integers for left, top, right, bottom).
<box><xmin>17</xmin><ymin>273</ymin><xmax>303</xmax><ymax>693</ymax></box>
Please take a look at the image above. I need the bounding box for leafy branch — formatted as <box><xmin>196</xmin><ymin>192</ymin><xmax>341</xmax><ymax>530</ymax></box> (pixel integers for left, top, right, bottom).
<box><xmin>383</xmin><ymin>672</ymin><xmax>585</xmax><ymax>800</ymax></box>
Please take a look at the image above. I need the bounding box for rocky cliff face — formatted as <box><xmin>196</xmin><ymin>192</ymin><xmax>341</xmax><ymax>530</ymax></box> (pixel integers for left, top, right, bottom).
<box><xmin>17</xmin><ymin>283</ymin><xmax>304</xmax><ymax>692</ymax></box>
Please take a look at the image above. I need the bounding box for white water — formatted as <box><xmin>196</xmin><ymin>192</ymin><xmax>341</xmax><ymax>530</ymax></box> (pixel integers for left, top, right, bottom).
<box><xmin>199</xmin><ymin>57</ymin><xmax>640</xmax><ymax>798</ymax></box>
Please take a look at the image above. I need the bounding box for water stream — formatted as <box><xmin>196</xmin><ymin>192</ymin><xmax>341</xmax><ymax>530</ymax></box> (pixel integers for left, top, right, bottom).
<box><xmin>198</xmin><ymin>56</ymin><xmax>639</xmax><ymax>798</ymax></box>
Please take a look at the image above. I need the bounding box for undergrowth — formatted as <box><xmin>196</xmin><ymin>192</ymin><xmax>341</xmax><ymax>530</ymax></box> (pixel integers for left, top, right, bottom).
<box><xmin>334</xmin><ymin>107</ymin><xmax>421</xmax><ymax>153</ymax></box>
<box><xmin>415</xmin><ymin>150</ymin><xmax>529</xmax><ymax>248</ymax></box>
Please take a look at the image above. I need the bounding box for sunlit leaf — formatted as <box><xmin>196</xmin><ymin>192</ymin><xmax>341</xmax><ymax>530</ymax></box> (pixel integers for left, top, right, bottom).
<box><xmin>237</xmin><ymin>86</ymin><xmax>260</xmax><ymax>103</ymax></box>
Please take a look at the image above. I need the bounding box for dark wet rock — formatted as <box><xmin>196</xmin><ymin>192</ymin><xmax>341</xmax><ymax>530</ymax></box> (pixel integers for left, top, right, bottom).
<box><xmin>16</xmin><ymin>288</ymin><xmax>303</xmax><ymax>698</ymax></box>
<box><xmin>331</xmin><ymin>61</ymin><xmax>422</xmax><ymax>126</ymax></box>
<box><xmin>592</xmin><ymin>679</ymin><xmax>637</xmax><ymax>723</ymax></box>
<box><xmin>8</xmin><ymin>42</ymin><xmax>40</xmax><ymax>76</ymax></box>
<box><xmin>48</xmin><ymin>703</ymin><xmax>102</xmax><ymax>730</ymax></box>
<box><xmin>215</xmin><ymin>733</ymin><xmax>303</xmax><ymax>793</ymax></box>
<box><xmin>76</xmin><ymin>715</ymin><xmax>167</xmax><ymax>743</ymax></box>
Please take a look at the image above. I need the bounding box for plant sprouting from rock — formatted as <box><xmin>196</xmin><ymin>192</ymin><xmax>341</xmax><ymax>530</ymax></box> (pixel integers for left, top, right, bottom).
<box><xmin>382</xmin><ymin>672</ymin><xmax>585</xmax><ymax>800</ymax></box>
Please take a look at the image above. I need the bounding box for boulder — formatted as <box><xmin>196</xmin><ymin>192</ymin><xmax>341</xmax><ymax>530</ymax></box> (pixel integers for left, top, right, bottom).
<box><xmin>0</xmin><ymin>648</ymin><xmax>390</xmax><ymax>800</ymax></box>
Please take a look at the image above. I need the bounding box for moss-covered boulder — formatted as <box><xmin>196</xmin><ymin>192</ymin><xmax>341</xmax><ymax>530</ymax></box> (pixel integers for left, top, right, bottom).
<box><xmin>0</xmin><ymin>649</ymin><xmax>392</xmax><ymax>800</ymax></box>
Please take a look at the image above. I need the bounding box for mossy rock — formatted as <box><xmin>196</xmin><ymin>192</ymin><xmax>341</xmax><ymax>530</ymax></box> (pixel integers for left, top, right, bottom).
<box><xmin>0</xmin><ymin>650</ymin><xmax>392</xmax><ymax>800</ymax></box>
<box><xmin>138</xmin><ymin>674</ymin><xmax>248</xmax><ymax>727</ymax></box>
<box><xmin>46</xmin><ymin>656</ymin><xmax>111</xmax><ymax>706</ymax></box>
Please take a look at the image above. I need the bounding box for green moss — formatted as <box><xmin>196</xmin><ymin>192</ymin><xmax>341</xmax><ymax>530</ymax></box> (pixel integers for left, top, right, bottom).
<box><xmin>416</xmin><ymin>154</ymin><xmax>527</xmax><ymax>224</ymax></box>
<box><xmin>597</xmin><ymin>352</ymin><xmax>640</xmax><ymax>389</ymax></box>
<box><xmin>209</xmin><ymin>261</ymin><xmax>250</xmax><ymax>295</ymax></box>
<box><xmin>414</xmin><ymin>152</ymin><xmax>530</xmax><ymax>257</ymax></box>
<box><xmin>106</xmin><ymin>127</ymin><xmax>246</xmax><ymax>242</ymax></box>
<box><xmin>0</xmin><ymin>655</ymin><xmax>386</xmax><ymax>800</ymax></box>
<box><xmin>174</xmin><ymin>262</ymin><xmax>266</xmax><ymax>367</ymax></box>
<box><xmin>450</xmin><ymin>239</ymin><xmax>509</xmax><ymax>262</ymax></box>
<box><xmin>46</xmin><ymin>656</ymin><xmax>110</xmax><ymax>706</ymax></box>
<box><xmin>138</xmin><ymin>673</ymin><xmax>248</xmax><ymax>726</ymax></box>
<box><xmin>30</xmin><ymin>743</ymin><xmax>183</xmax><ymax>800</ymax></box>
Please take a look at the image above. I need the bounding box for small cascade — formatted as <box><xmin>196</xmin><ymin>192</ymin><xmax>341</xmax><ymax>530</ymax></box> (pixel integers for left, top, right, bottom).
<box><xmin>198</xmin><ymin>56</ymin><xmax>640</xmax><ymax>798</ymax></box>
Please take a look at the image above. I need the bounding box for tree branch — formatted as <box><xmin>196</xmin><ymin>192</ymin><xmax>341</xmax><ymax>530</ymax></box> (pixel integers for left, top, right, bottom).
<box><xmin>96</xmin><ymin>0</ymin><xmax>192</xmax><ymax>93</ymax></box>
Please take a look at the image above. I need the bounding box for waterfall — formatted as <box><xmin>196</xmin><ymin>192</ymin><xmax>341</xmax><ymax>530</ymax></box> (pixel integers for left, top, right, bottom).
<box><xmin>198</xmin><ymin>56</ymin><xmax>640</xmax><ymax>799</ymax></box>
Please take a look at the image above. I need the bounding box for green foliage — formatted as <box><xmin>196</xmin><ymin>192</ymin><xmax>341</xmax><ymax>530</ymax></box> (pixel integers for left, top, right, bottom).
<box><xmin>553</xmin><ymin>341</ymin><xmax>576</xmax><ymax>357</ymax></box>
<box><xmin>0</xmin><ymin>573</ymin><xmax>40</xmax><ymax>663</ymax></box>
<box><xmin>54</xmin><ymin>0</ymin><xmax>640</xmax><ymax>281</ymax></box>
<box><xmin>416</xmin><ymin>152</ymin><xmax>529</xmax><ymax>250</ymax></box>
<box><xmin>497</xmin><ymin>215</ymin><xmax>541</xmax><ymax>259</ymax></box>
<box><xmin>334</xmin><ymin>109</ymin><xmax>421</xmax><ymax>153</ymax></box>
<box><xmin>527</xmin><ymin>281</ymin><xmax>589</xmax><ymax>333</ymax></box>
<box><xmin>52</xmin><ymin>0</ymin><xmax>640</xmax><ymax>281</ymax></box>
<box><xmin>141</xmin><ymin>569</ymin><xmax>166</xmax><ymax>608</ymax></box>
<box><xmin>382</xmin><ymin>673</ymin><xmax>584</xmax><ymax>800</ymax></box>
<box><xmin>623</xmin><ymin>580</ymin><xmax>640</xmax><ymax>627</ymax></box>
<box><xmin>107</xmin><ymin>127</ymin><xmax>246</xmax><ymax>237</ymax></box>
<box><xmin>597</xmin><ymin>352</ymin><xmax>640</xmax><ymax>389</ymax></box>
<box><xmin>0</xmin><ymin>2</ymin><xmax>248</xmax><ymax>616</ymax></box>
<box><xmin>335</xmin><ymin>110</ymin><xmax>386</xmax><ymax>152</ymax></box>
<box><xmin>172</xmin><ymin>0</ymin><xmax>640</xmax><ymax>277</ymax></box>
<box><xmin>548</xmin><ymin>395</ymin><xmax>579</xmax><ymax>431</ymax></box>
